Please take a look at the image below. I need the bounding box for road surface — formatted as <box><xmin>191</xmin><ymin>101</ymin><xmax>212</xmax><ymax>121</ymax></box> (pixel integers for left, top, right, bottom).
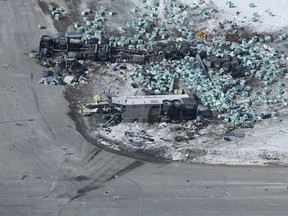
<box><xmin>0</xmin><ymin>0</ymin><xmax>287</xmax><ymax>215</ymax></box>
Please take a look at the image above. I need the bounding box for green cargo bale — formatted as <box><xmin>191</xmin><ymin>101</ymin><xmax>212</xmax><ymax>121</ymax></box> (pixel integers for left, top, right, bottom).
<box><xmin>108</xmin><ymin>11</ymin><xmax>116</xmax><ymax>16</ymax></box>
<box><xmin>118</xmin><ymin>27</ymin><xmax>127</xmax><ymax>34</ymax></box>
<box><xmin>99</xmin><ymin>6</ymin><xmax>108</xmax><ymax>11</ymax></box>
<box><xmin>38</xmin><ymin>24</ymin><xmax>46</xmax><ymax>29</ymax></box>
<box><xmin>86</xmin><ymin>20</ymin><xmax>92</xmax><ymax>26</ymax></box>
<box><xmin>62</xmin><ymin>11</ymin><xmax>70</xmax><ymax>17</ymax></box>
<box><xmin>264</xmin><ymin>35</ymin><xmax>272</xmax><ymax>42</ymax></box>
<box><xmin>128</xmin><ymin>45</ymin><xmax>135</xmax><ymax>50</ymax></box>
<box><xmin>81</xmin><ymin>9</ymin><xmax>92</xmax><ymax>16</ymax></box>
<box><xmin>152</xmin><ymin>1</ymin><xmax>159</xmax><ymax>6</ymax></box>
<box><xmin>51</xmin><ymin>10</ymin><xmax>58</xmax><ymax>15</ymax></box>
<box><xmin>131</xmin><ymin>8</ymin><xmax>138</xmax><ymax>13</ymax></box>
<box><xmin>29</xmin><ymin>53</ymin><xmax>37</xmax><ymax>58</ymax></box>
<box><xmin>278</xmin><ymin>33</ymin><xmax>287</xmax><ymax>41</ymax></box>
<box><xmin>54</xmin><ymin>14</ymin><xmax>60</xmax><ymax>20</ymax></box>
<box><xmin>56</xmin><ymin>7</ymin><xmax>64</xmax><ymax>13</ymax></box>
<box><xmin>48</xmin><ymin>4</ymin><xmax>55</xmax><ymax>11</ymax></box>
<box><xmin>226</xmin><ymin>1</ymin><xmax>235</xmax><ymax>8</ymax></box>
<box><xmin>268</xmin><ymin>11</ymin><xmax>275</xmax><ymax>17</ymax></box>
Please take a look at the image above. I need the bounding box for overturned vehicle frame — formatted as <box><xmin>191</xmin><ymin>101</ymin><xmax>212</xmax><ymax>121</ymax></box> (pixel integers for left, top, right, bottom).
<box><xmin>80</xmin><ymin>94</ymin><xmax>198</xmax><ymax>126</ymax></box>
<box><xmin>38</xmin><ymin>32</ymin><xmax>196</xmax><ymax>64</ymax></box>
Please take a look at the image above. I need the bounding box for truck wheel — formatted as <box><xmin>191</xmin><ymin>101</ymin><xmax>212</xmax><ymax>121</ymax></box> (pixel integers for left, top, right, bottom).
<box><xmin>180</xmin><ymin>47</ymin><xmax>191</xmax><ymax>56</ymax></box>
<box><xmin>87</xmin><ymin>53</ymin><xmax>97</xmax><ymax>60</ymax></box>
<box><xmin>222</xmin><ymin>62</ymin><xmax>232</xmax><ymax>72</ymax></box>
<box><xmin>166</xmin><ymin>41</ymin><xmax>176</xmax><ymax>49</ymax></box>
<box><xmin>223</xmin><ymin>55</ymin><xmax>232</xmax><ymax>62</ymax></box>
<box><xmin>98</xmin><ymin>51</ymin><xmax>108</xmax><ymax>61</ymax></box>
<box><xmin>214</xmin><ymin>59</ymin><xmax>223</xmax><ymax>69</ymax></box>
<box><xmin>153</xmin><ymin>42</ymin><xmax>164</xmax><ymax>54</ymax></box>
<box><xmin>179</xmin><ymin>41</ymin><xmax>190</xmax><ymax>49</ymax></box>
<box><xmin>41</xmin><ymin>35</ymin><xmax>53</xmax><ymax>42</ymax></box>
<box><xmin>231</xmin><ymin>57</ymin><xmax>241</xmax><ymax>67</ymax></box>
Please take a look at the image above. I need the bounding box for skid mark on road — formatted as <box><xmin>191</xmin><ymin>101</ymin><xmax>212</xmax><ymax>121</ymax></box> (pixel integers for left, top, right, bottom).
<box><xmin>41</xmin><ymin>181</ymin><xmax>56</xmax><ymax>199</ymax></box>
<box><xmin>72</xmin><ymin>161</ymin><xmax>143</xmax><ymax>199</ymax></box>
<box><xmin>87</xmin><ymin>149</ymin><xmax>102</xmax><ymax>163</ymax></box>
<box><xmin>105</xmin><ymin>161</ymin><xmax>144</xmax><ymax>181</ymax></box>
<box><xmin>56</xmin><ymin>153</ymin><xmax>143</xmax><ymax>204</ymax></box>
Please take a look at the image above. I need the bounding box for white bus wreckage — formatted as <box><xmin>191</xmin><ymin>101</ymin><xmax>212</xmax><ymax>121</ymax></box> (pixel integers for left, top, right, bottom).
<box><xmin>79</xmin><ymin>94</ymin><xmax>198</xmax><ymax>126</ymax></box>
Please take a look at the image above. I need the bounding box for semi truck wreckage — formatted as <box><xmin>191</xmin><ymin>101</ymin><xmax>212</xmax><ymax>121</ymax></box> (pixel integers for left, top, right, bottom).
<box><xmin>38</xmin><ymin>32</ymin><xmax>244</xmax><ymax>77</ymax></box>
<box><xmin>38</xmin><ymin>32</ymin><xmax>196</xmax><ymax>64</ymax></box>
<box><xmin>37</xmin><ymin>31</ymin><xmax>201</xmax><ymax>124</ymax></box>
<box><xmin>36</xmin><ymin>31</ymin><xmax>247</xmax><ymax>125</ymax></box>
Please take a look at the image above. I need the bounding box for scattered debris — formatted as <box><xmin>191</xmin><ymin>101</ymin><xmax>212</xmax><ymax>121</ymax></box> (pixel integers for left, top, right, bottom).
<box><xmin>38</xmin><ymin>24</ymin><xmax>46</xmax><ymax>29</ymax></box>
<box><xmin>32</xmin><ymin>0</ymin><xmax>288</xmax><ymax>163</ymax></box>
<box><xmin>3</xmin><ymin>64</ymin><xmax>11</xmax><ymax>70</ymax></box>
<box><xmin>21</xmin><ymin>175</ymin><xmax>28</xmax><ymax>180</ymax></box>
<box><xmin>226</xmin><ymin>1</ymin><xmax>236</xmax><ymax>8</ymax></box>
<box><xmin>48</xmin><ymin>3</ymin><xmax>70</xmax><ymax>20</ymax></box>
<box><xmin>249</xmin><ymin>3</ymin><xmax>256</xmax><ymax>8</ymax></box>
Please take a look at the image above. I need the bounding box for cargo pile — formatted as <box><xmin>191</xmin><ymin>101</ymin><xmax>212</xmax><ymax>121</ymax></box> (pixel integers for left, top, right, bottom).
<box><xmin>35</xmin><ymin>0</ymin><xmax>288</xmax><ymax>128</ymax></box>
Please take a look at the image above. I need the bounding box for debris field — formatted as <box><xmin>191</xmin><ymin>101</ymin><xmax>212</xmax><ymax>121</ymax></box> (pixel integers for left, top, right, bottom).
<box><xmin>32</xmin><ymin>0</ymin><xmax>288</xmax><ymax>165</ymax></box>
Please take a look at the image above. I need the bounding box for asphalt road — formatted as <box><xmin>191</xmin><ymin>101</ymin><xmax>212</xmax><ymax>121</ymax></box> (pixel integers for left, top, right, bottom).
<box><xmin>0</xmin><ymin>0</ymin><xmax>287</xmax><ymax>215</ymax></box>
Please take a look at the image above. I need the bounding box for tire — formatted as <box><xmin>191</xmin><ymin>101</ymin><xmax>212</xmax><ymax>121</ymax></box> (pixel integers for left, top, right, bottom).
<box><xmin>231</xmin><ymin>57</ymin><xmax>241</xmax><ymax>66</ymax></box>
<box><xmin>41</xmin><ymin>35</ymin><xmax>53</xmax><ymax>42</ymax></box>
<box><xmin>166</xmin><ymin>48</ymin><xmax>178</xmax><ymax>58</ymax></box>
<box><xmin>222</xmin><ymin>62</ymin><xmax>232</xmax><ymax>72</ymax></box>
<box><xmin>165</xmin><ymin>42</ymin><xmax>178</xmax><ymax>58</ymax></box>
<box><xmin>153</xmin><ymin>42</ymin><xmax>164</xmax><ymax>54</ymax></box>
<box><xmin>179</xmin><ymin>41</ymin><xmax>190</xmax><ymax>49</ymax></box>
<box><xmin>98</xmin><ymin>51</ymin><xmax>108</xmax><ymax>61</ymax></box>
<box><xmin>179</xmin><ymin>41</ymin><xmax>191</xmax><ymax>57</ymax></box>
<box><xmin>231</xmin><ymin>65</ymin><xmax>245</xmax><ymax>77</ymax></box>
<box><xmin>223</xmin><ymin>55</ymin><xmax>232</xmax><ymax>62</ymax></box>
<box><xmin>180</xmin><ymin>47</ymin><xmax>191</xmax><ymax>56</ymax></box>
<box><xmin>166</xmin><ymin>41</ymin><xmax>176</xmax><ymax>49</ymax></box>
<box><xmin>87</xmin><ymin>53</ymin><xmax>97</xmax><ymax>60</ymax></box>
<box><xmin>214</xmin><ymin>59</ymin><xmax>223</xmax><ymax>69</ymax></box>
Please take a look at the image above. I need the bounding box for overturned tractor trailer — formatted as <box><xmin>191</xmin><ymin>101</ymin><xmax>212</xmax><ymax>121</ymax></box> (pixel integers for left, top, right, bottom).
<box><xmin>38</xmin><ymin>32</ymin><xmax>196</xmax><ymax>64</ymax></box>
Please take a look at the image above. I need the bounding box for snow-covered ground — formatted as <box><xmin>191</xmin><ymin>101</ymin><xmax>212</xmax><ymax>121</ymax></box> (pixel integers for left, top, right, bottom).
<box><xmin>124</xmin><ymin>0</ymin><xmax>288</xmax><ymax>165</ymax></box>
<box><xmin>187</xmin><ymin>0</ymin><xmax>288</xmax><ymax>165</ymax></box>
<box><xmin>66</xmin><ymin>0</ymin><xmax>288</xmax><ymax>165</ymax></box>
<box><xmin>211</xmin><ymin>0</ymin><xmax>288</xmax><ymax>33</ymax></box>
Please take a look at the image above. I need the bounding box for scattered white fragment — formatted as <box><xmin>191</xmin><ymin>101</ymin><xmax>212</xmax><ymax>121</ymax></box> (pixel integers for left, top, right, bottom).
<box><xmin>63</xmin><ymin>75</ymin><xmax>74</xmax><ymax>84</ymax></box>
